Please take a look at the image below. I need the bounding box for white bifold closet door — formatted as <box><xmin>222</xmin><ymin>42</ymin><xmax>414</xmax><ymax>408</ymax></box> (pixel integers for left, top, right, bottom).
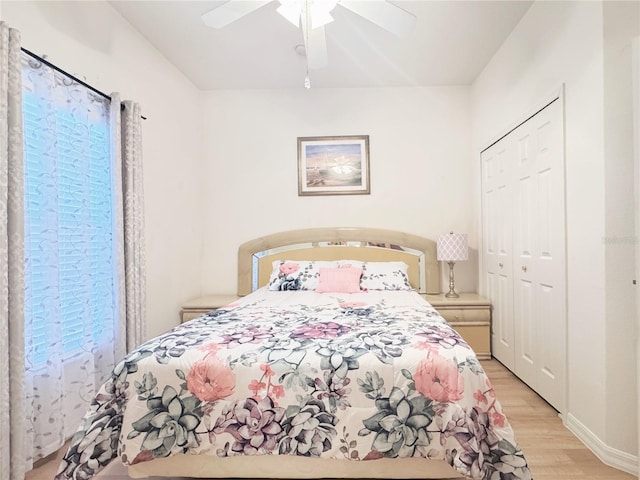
<box><xmin>483</xmin><ymin>132</ymin><xmax>516</xmax><ymax>369</ymax></box>
<box><xmin>482</xmin><ymin>98</ymin><xmax>566</xmax><ymax>413</ymax></box>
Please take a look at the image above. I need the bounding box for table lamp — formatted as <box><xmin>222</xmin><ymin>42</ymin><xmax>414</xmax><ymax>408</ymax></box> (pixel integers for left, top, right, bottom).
<box><xmin>437</xmin><ymin>232</ymin><xmax>468</xmax><ymax>298</ymax></box>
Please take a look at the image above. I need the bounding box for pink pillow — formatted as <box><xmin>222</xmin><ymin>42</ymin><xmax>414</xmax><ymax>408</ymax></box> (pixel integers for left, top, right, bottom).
<box><xmin>315</xmin><ymin>267</ymin><xmax>363</xmax><ymax>293</ymax></box>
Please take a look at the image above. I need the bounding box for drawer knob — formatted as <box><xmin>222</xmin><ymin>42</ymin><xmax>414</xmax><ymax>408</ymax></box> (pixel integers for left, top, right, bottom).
<box><xmin>498</xmin><ymin>263</ymin><xmax>504</xmax><ymax>268</ymax></box>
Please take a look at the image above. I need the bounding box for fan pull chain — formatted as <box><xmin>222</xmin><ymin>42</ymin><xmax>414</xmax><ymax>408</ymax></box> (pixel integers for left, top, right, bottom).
<box><xmin>303</xmin><ymin>0</ymin><xmax>311</xmax><ymax>88</ymax></box>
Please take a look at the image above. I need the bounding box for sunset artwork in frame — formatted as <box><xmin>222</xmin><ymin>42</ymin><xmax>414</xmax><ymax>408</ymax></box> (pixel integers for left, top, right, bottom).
<box><xmin>297</xmin><ymin>135</ymin><xmax>370</xmax><ymax>196</ymax></box>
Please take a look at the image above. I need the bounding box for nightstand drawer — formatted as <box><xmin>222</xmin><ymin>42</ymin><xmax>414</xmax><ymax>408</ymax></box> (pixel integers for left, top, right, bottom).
<box><xmin>437</xmin><ymin>308</ymin><xmax>490</xmax><ymax>324</ymax></box>
<box><xmin>452</xmin><ymin>324</ymin><xmax>491</xmax><ymax>359</ymax></box>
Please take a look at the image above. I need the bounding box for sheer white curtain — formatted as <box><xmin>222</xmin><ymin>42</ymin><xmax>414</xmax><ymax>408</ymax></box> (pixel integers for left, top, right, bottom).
<box><xmin>21</xmin><ymin>50</ymin><xmax>125</xmax><ymax>464</ymax></box>
<box><xmin>0</xmin><ymin>21</ymin><xmax>27</xmax><ymax>480</ymax></box>
<box><xmin>0</xmin><ymin>21</ymin><xmax>146</xmax><ymax>476</ymax></box>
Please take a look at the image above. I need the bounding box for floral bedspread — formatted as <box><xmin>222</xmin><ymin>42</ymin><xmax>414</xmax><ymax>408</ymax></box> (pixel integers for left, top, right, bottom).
<box><xmin>55</xmin><ymin>289</ymin><xmax>531</xmax><ymax>480</ymax></box>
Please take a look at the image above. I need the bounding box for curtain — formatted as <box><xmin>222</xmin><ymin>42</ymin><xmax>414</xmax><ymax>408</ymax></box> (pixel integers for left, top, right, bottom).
<box><xmin>0</xmin><ymin>22</ymin><xmax>147</xmax><ymax>475</ymax></box>
<box><xmin>0</xmin><ymin>21</ymin><xmax>26</xmax><ymax>480</ymax></box>
<box><xmin>119</xmin><ymin>99</ymin><xmax>146</xmax><ymax>352</ymax></box>
<box><xmin>21</xmin><ymin>47</ymin><xmax>122</xmax><ymax>465</ymax></box>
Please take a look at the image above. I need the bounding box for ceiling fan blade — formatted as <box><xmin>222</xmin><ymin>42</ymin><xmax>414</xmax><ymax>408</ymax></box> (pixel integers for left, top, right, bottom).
<box><xmin>301</xmin><ymin>23</ymin><xmax>328</xmax><ymax>69</ymax></box>
<box><xmin>202</xmin><ymin>0</ymin><xmax>273</xmax><ymax>29</ymax></box>
<box><xmin>338</xmin><ymin>0</ymin><xmax>416</xmax><ymax>38</ymax></box>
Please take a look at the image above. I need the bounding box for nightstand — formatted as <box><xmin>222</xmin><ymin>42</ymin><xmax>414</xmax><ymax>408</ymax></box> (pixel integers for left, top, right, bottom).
<box><xmin>421</xmin><ymin>293</ymin><xmax>491</xmax><ymax>360</ymax></box>
<box><xmin>179</xmin><ymin>294</ymin><xmax>240</xmax><ymax>323</ymax></box>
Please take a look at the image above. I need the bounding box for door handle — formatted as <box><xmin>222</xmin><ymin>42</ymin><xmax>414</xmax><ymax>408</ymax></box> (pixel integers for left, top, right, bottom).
<box><xmin>522</xmin><ymin>266</ymin><xmax>527</xmax><ymax>272</ymax></box>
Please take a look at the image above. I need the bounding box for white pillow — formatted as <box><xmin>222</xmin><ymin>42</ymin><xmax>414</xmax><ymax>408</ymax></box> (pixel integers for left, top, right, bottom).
<box><xmin>337</xmin><ymin>260</ymin><xmax>412</xmax><ymax>291</ymax></box>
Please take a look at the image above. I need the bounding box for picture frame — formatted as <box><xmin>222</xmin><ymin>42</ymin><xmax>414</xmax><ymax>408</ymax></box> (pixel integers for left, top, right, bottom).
<box><xmin>297</xmin><ymin>135</ymin><xmax>370</xmax><ymax>196</ymax></box>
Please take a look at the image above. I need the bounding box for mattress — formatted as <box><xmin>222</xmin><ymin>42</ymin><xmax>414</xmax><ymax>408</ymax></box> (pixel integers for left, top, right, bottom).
<box><xmin>55</xmin><ymin>289</ymin><xmax>531</xmax><ymax>480</ymax></box>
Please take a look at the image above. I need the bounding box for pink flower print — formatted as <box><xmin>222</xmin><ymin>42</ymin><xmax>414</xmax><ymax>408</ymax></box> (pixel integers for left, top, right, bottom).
<box><xmin>186</xmin><ymin>358</ymin><xmax>235</xmax><ymax>402</ymax></box>
<box><xmin>248</xmin><ymin>379</ymin><xmax>267</xmax><ymax>397</ymax></box>
<box><xmin>413</xmin><ymin>354</ymin><xmax>464</xmax><ymax>403</ymax></box>
<box><xmin>474</xmin><ymin>389</ymin><xmax>488</xmax><ymax>404</ymax></box>
<box><xmin>491</xmin><ymin>411</ymin><xmax>506</xmax><ymax>428</ymax></box>
<box><xmin>199</xmin><ymin>342</ymin><xmax>221</xmax><ymax>357</ymax></box>
<box><xmin>279</xmin><ymin>262</ymin><xmax>299</xmax><ymax>275</ymax></box>
<box><xmin>413</xmin><ymin>340</ymin><xmax>438</xmax><ymax>354</ymax></box>
<box><xmin>260</xmin><ymin>364</ymin><xmax>275</xmax><ymax>378</ymax></box>
<box><xmin>271</xmin><ymin>384</ymin><xmax>285</xmax><ymax>399</ymax></box>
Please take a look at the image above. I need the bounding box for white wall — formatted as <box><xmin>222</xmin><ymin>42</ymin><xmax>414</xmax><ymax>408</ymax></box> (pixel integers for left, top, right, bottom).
<box><xmin>603</xmin><ymin>1</ymin><xmax>639</xmax><ymax>455</ymax></box>
<box><xmin>472</xmin><ymin>0</ymin><xmax>637</xmax><ymax>468</ymax></box>
<box><xmin>2</xmin><ymin>1</ymin><xmax>205</xmax><ymax>338</ymax></box>
<box><xmin>200</xmin><ymin>87</ymin><xmax>475</xmax><ymax>295</ymax></box>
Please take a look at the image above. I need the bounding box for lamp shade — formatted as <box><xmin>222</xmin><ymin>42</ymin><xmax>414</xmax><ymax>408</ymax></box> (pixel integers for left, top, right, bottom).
<box><xmin>437</xmin><ymin>232</ymin><xmax>469</xmax><ymax>262</ymax></box>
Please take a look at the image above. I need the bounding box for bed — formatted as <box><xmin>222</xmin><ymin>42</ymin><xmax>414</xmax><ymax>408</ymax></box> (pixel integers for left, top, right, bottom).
<box><xmin>55</xmin><ymin>228</ymin><xmax>531</xmax><ymax>480</ymax></box>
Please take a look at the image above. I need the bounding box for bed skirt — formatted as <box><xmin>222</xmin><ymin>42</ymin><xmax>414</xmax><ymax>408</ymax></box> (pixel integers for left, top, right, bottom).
<box><xmin>128</xmin><ymin>455</ymin><xmax>463</xmax><ymax>479</ymax></box>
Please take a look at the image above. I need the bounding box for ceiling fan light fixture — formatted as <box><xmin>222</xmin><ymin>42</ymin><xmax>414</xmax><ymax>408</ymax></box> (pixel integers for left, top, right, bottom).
<box><xmin>310</xmin><ymin>0</ymin><xmax>337</xmax><ymax>28</ymax></box>
<box><xmin>310</xmin><ymin>9</ymin><xmax>333</xmax><ymax>29</ymax></box>
<box><xmin>277</xmin><ymin>1</ymin><xmax>302</xmax><ymax>26</ymax></box>
<box><xmin>202</xmin><ymin>0</ymin><xmax>416</xmax><ymax>88</ymax></box>
<box><xmin>277</xmin><ymin>0</ymin><xmax>337</xmax><ymax>29</ymax></box>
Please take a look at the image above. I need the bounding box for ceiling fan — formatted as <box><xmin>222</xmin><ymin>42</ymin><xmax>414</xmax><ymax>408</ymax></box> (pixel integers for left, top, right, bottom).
<box><xmin>201</xmin><ymin>0</ymin><xmax>416</xmax><ymax>71</ymax></box>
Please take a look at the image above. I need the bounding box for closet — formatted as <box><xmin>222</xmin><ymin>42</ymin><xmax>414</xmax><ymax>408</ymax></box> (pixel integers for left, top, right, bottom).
<box><xmin>481</xmin><ymin>97</ymin><xmax>566</xmax><ymax>413</ymax></box>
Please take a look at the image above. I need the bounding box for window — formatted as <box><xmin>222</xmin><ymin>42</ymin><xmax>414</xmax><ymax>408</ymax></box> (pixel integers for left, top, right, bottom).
<box><xmin>21</xmin><ymin>54</ymin><xmax>118</xmax><ymax>367</ymax></box>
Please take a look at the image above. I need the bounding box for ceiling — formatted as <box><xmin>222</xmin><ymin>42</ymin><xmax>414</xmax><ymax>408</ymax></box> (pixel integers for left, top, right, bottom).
<box><xmin>108</xmin><ymin>0</ymin><xmax>533</xmax><ymax>90</ymax></box>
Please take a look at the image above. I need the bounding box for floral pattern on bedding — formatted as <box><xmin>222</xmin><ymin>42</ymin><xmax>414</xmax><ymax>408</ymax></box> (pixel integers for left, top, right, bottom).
<box><xmin>55</xmin><ymin>291</ymin><xmax>531</xmax><ymax>480</ymax></box>
<box><xmin>267</xmin><ymin>260</ymin><xmax>339</xmax><ymax>291</ymax></box>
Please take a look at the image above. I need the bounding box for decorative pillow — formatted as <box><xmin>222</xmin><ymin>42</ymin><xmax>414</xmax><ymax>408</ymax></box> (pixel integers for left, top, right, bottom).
<box><xmin>337</xmin><ymin>260</ymin><xmax>413</xmax><ymax>291</ymax></box>
<box><xmin>267</xmin><ymin>260</ymin><xmax>339</xmax><ymax>291</ymax></box>
<box><xmin>315</xmin><ymin>266</ymin><xmax>363</xmax><ymax>293</ymax></box>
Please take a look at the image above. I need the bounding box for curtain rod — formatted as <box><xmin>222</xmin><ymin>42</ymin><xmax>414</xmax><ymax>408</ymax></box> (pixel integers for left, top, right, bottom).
<box><xmin>20</xmin><ymin>47</ymin><xmax>147</xmax><ymax>120</ymax></box>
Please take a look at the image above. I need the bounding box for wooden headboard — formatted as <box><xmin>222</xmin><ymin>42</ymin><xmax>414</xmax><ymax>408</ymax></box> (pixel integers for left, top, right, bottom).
<box><xmin>237</xmin><ymin>227</ymin><xmax>440</xmax><ymax>296</ymax></box>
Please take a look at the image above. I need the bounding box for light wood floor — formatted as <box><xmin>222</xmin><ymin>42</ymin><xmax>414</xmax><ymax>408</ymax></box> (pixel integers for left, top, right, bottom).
<box><xmin>482</xmin><ymin>360</ymin><xmax>636</xmax><ymax>480</ymax></box>
<box><xmin>27</xmin><ymin>359</ymin><xmax>636</xmax><ymax>480</ymax></box>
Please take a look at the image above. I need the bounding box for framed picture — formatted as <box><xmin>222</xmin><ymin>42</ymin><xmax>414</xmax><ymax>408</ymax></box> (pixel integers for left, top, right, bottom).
<box><xmin>297</xmin><ymin>135</ymin><xmax>370</xmax><ymax>196</ymax></box>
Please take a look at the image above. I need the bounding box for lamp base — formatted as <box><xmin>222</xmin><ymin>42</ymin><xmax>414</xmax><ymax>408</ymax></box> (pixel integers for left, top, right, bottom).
<box><xmin>445</xmin><ymin>261</ymin><xmax>460</xmax><ymax>298</ymax></box>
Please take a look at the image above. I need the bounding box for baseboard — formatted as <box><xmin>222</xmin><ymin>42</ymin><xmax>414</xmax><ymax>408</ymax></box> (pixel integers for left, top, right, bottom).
<box><xmin>564</xmin><ymin>413</ymin><xmax>638</xmax><ymax>476</ymax></box>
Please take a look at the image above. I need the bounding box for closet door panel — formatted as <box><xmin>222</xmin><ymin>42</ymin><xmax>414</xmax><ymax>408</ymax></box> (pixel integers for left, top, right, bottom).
<box><xmin>537</xmin><ymin>282</ymin><xmax>563</xmax><ymax>406</ymax></box>
<box><xmin>513</xmin><ymin>120</ymin><xmax>538</xmax><ymax>388</ymax></box>
<box><xmin>488</xmin><ymin>269</ymin><xmax>514</xmax><ymax>367</ymax></box>
<box><xmin>531</xmin><ymin>101</ymin><xmax>566</xmax><ymax>412</ymax></box>
<box><xmin>515</xmin><ymin>99</ymin><xmax>566</xmax><ymax>412</ymax></box>
<box><xmin>484</xmin><ymin>144</ymin><xmax>513</xmax><ymax>272</ymax></box>
<box><xmin>515</xmin><ymin>276</ymin><xmax>537</xmax><ymax>386</ymax></box>
<box><xmin>482</xmin><ymin>142</ymin><xmax>515</xmax><ymax>368</ymax></box>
